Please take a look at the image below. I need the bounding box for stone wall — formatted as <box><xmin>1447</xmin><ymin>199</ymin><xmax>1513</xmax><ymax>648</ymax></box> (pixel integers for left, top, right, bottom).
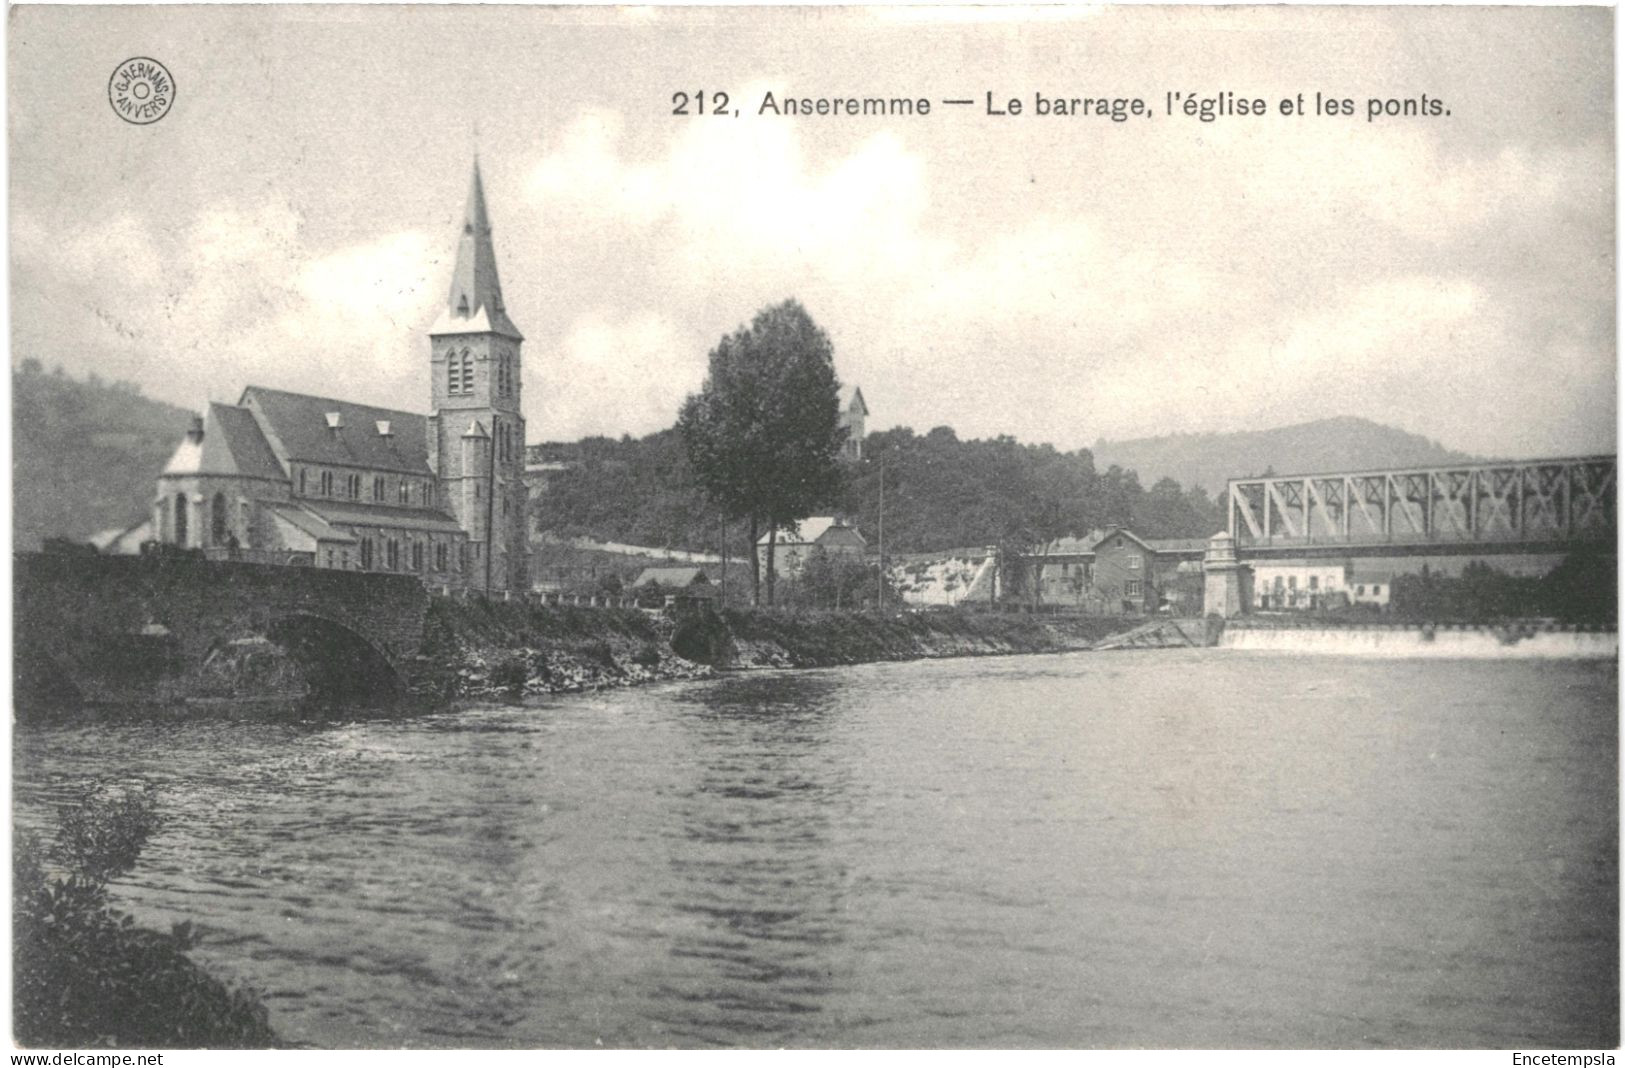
<box><xmin>15</xmin><ymin>552</ymin><xmax>428</xmax><ymax>707</ymax></box>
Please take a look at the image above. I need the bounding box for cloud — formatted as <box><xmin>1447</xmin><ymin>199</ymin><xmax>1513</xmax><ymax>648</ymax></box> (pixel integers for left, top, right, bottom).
<box><xmin>11</xmin><ymin>200</ymin><xmax>439</xmax><ymax>412</ymax></box>
<box><xmin>12</xmin><ymin>88</ymin><xmax>1612</xmax><ymax>463</ymax></box>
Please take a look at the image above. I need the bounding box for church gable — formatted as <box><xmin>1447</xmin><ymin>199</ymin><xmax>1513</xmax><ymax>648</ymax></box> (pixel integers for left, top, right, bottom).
<box><xmin>161</xmin><ymin>403</ymin><xmax>285</xmax><ymax>481</ymax></box>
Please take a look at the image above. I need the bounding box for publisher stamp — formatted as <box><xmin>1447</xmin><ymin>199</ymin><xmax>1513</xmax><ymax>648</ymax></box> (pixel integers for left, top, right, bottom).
<box><xmin>108</xmin><ymin>57</ymin><xmax>174</xmax><ymax>125</ymax></box>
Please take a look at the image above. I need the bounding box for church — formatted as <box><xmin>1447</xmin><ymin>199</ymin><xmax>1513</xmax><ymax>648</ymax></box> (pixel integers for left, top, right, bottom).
<box><xmin>152</xmin><ymin>160</ymin><xmax>530</xmax><ymax>594</ymax></box>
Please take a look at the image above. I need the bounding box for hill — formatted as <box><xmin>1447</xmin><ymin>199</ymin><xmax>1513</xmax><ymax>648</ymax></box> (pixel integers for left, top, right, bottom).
<box><xmin>12</xmin><ymin>363</ymin><xmax>193</xmax><ymax>549</ymax></box>
<box><xmin>1091</xmin><ymin>417</ymin><xmax>1477</xmax><ymax>495</ymax></box>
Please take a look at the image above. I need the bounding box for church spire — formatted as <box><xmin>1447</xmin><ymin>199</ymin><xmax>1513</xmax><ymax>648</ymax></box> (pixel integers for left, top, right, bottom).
<box><xmin>435</xmin><ymin>157</ymin><xmax>522</xmax><ymax>339</ymax></box>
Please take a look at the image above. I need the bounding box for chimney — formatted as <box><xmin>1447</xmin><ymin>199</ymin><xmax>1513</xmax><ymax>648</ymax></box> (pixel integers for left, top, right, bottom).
<box><xmin>186</xmin><ymin>415</ymin><xmax>204</xmax><ymax>444</ymax></box>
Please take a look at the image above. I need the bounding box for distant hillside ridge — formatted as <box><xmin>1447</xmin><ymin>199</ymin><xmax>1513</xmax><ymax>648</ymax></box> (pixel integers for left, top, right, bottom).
<box><xmin>12</xmin><ymin>362</ymin><xmax>194</xmax><ymax>549</ymax></box>
<box><xmin>1091</xmin><ymin>416</ymin><xmax>1478</xmax><ymax>495</ymax></box>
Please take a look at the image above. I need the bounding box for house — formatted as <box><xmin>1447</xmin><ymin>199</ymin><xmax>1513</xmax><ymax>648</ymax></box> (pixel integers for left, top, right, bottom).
<box><xmin>1252</xmin><ymin>562</ymin><xmax>1353</xmax><ymax>610</ymax></box>
<box><xmin>89</xmin><ymin>518</ymin><xmax>154</xmax><ymax>555</ymax></box>
<box><xmin>633</xmin><ymin>566</ymin><xmax>718</xmax><ymax>608</ymax></box>
<box><xmin>838</xmin><ymin>386</ymin><xmax>868</xmax><ymax>461</ymax></box>
<box><xmin>1026</xmin><ymin>527</ymin><xmax>1208</xmax><ymax>615</ymax></box>
<box><xmin>757</xmin><ymin>517</ymin><xmax>867</xmax><ymax>580</ymax></box>
<box><xmin>150</xmin><ymin>159</ymin><xmax>530</xmax><ymax>594</ymax></box>
<box><xmin>1349</xmin><ymin>571</ymin><xmax>1393</xmax><ymax>609</ymax></box>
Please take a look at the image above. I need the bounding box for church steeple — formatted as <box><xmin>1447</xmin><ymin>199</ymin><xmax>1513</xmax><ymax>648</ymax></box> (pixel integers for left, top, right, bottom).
<box><xmin>434</xmin><ymin>158</ymin><xmax>522</xmax><ymax>339</ymax></box>
<box><xmin>427</xmin><ymin>154</ymin><xmax>529</xmax><ymax>596</ymax></box>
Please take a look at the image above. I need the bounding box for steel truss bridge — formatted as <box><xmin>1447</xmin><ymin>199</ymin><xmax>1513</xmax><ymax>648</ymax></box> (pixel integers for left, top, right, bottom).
<box><xmin>1227</xmin><ymin>455</ymin><xmax>1616</xmax><ymax>557</ymax></box>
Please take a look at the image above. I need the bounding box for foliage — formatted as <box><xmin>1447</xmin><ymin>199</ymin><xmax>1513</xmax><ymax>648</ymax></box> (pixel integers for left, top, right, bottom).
<box><xmin>670</xmin><ymin>610</ymin><xmax>734</xmax><ymax>665</ymax></box>
<box><xmin>54</xmin><ymin>782</ymin><xmax>164</xmax><ymax>884</ymax></box>
<box><xmin>13</xmin><ymin>363</ymin><xmax>194</xmax><ymax>550</ymax></box>
<box><xmin>1389</xmin><ymin>554</ymin><xmax>1616</xmax><ymax>623</ymax></box>
<box><xmin>14</xmin><ymin>782</ymin><xmax>278</xmax><ymax>1048</ymax></box>
<box><xmin>527</xmin><ymin>430</ymin><xmax>745</xmax><ymax>558</ymax></box>
<box><xmin>838</xmin><ymin>427</ymin><xmax>1221</xmax><ymax>558</ymax></box>
<box><xmin>488</xmin><ymin>652</ymin><xmax>530</xmax><ymax>693</ymax></box>
<box><xmin>780</xmin><ymin>547</ymin><xmax>891</xmax><ymax>610</ymax></box>
<box><xmin>678</xmin><ymin>300</ymin><xmax>847</xmax><ymax>604</ymax></box>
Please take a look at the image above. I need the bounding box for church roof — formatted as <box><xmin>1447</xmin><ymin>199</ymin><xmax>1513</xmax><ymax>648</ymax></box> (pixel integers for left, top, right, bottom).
<box><xmin>266</xmin><ymin>503</ymin><xmax>356</xmax><ymax>545</ymax></box>
<box><xmin>302</xmin><ymin>500</ymin><xmax>467</xmax><ymax>535</ymax></box>
<box><xmin>430</xmin><ymin>158</ymin><xmax>522</xmax><ymax>340</ymax></box>
<box><xmin>844</xmin><ymin>386</ymin><xmax>868</xmax><ymax>416</ymax></box>
<box><xmin>239</xmin><ymin>386</ymin><xmax>434</xmax><ymax>477</ymax></box>
<box><xmin>160</xmin><ymin>402</ymin><xmax>286</xmax><ymax>481</ymax></box>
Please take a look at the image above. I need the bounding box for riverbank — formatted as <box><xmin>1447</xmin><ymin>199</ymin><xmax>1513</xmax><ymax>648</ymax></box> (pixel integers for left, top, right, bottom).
<box><xmin>406</xmin><ymin>601</ymin><xmax>1142</xmax><ymax>702</ymax></box>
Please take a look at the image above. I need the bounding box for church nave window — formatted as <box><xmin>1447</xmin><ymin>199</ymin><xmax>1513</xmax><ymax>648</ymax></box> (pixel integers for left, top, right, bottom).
<box><xmin>386</xmin><ymin>538</ymin><xmax>399</xmax><ymax>571</ymax></box>
<box><xmin>210</xmin><ymin>493</ymin><xmax>228</xmax><ymax>546</ymax></box>
<box><xmin>372</xmin><ymin>475</ymin><xmax>385</xmax><ymax>501</ymax></box>
<box><xmin>435</xmin><ymin>542</ymin><xmax>448</xmax><ymax>571</ymax></box>
<box><xmin>399</xmin><ymin>480</ymin><xmax>411</xmax><ymax>505</ymax></box>
<box><xmin>359</xmin><ymin>539</ymin><xmax>373</xmax><ymax>570</ymax></box>
<box><xmin>412</xmin><ymin>540</ymin><xmax>424</xmax><ymax>571</ymax></box>
<box><xmin>298</xmin><ymin>469</ymin><xmax>307</xmax><ymax>495</ymax></box>
<box><xmin>320</xmin><ymin>471</ymin><xmax>334</xmax><ymax>496</ymax></box>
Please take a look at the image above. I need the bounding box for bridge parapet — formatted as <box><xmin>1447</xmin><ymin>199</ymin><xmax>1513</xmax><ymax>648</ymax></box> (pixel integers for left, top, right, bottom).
<box><xmin>1226</xmin><ymin>455</ymin><xmax>1615</xmax><ymax>552</ymax></box>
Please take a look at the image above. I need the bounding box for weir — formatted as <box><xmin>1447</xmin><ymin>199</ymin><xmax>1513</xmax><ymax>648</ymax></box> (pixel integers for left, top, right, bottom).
<box><xmin>1219</xmin><ymin>623</ymin><xmax>1617</xmax><ymax>660</ymax></box>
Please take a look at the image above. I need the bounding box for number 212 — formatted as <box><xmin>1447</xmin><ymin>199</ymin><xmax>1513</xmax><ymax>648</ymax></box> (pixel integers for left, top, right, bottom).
<box><xmin>672</xmin><ymin>91</ymin><xmax>730</xmax><ymax>116</ymax></box>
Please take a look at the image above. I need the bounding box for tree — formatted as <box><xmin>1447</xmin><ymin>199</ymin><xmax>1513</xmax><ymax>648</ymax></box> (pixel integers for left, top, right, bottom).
<box><xmin>678</xmin><ymin>300</ymin><xmax>846</xmax><ymax>606</ymax></box>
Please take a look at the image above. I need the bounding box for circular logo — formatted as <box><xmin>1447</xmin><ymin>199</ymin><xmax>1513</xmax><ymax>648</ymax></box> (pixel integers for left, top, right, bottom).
<box><xmin>108</xmin><ymin>57</ymin><xmax>174</xmax><ymax>125</ymax></box>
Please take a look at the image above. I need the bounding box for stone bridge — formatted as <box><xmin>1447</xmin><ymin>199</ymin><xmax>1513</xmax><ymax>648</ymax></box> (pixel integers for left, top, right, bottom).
<box><xmin>14</xmin><ymin>552</ymin><xmax>430</xmax><ymax>708</ymax></box>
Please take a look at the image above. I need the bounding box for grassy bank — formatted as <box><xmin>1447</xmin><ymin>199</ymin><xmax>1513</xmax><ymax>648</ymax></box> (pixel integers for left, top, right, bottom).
<box><xmin>411</xmin><ymin>599</ymin><xmax>1141</xmax><ymax>700</ymax></box>
<box><xmin>710</xmin><ymin>608</ymin><xmax>1139</xmax><ymax>668</ymax></box>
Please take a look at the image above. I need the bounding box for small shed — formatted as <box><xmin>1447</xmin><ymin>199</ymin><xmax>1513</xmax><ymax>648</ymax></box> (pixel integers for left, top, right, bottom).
<box><xmin>633</xmin><ymin>566</ymin><xmax>718</xmax><ymax>608</ymax></box>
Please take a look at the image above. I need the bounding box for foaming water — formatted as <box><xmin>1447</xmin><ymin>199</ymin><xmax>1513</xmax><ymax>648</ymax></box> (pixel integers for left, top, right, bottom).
<box><xmin>13</xmin><ymin>652</ymin><xmax>1617</xmax><ymax>1048</ymax></box>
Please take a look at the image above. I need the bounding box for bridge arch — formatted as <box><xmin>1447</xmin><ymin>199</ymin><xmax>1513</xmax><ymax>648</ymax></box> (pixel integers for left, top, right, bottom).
<box><xmin>265</xmin><ymin>612</ymin><xmax>403</xmax><ymax>701</ymax></box>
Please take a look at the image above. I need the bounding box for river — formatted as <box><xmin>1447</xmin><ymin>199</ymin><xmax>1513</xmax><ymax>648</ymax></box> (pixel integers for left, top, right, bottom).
<box><xmin>12</xmin><ymin>650</ymin><xmax>1618</xmax><ymax>1048</ymax></box>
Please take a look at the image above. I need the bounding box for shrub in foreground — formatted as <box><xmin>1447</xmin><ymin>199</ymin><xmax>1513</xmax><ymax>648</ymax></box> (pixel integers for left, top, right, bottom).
<box><xmin>14</xmin><ymin>783</ymin><xmax>278</xmax><ymax>1048</ymax></box>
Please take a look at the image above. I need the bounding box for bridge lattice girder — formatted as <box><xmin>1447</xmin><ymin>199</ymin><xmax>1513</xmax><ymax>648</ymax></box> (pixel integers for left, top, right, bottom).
<box><xmin>1227</xmin><ymin>455</ymin><xmax>1615</xmax><ymax>551</ymax></box>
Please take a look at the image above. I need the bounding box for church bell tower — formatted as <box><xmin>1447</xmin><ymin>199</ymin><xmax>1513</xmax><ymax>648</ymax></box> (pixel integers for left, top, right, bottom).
<box><xmin>428</xmin><ymin>158</ymin><xmax>528</xmax><ymax>593</ymax></box>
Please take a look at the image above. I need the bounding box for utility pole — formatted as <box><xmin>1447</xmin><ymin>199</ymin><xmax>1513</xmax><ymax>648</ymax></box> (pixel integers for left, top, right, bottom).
<box><xmin>876</xmin><ymin>456</ymin><xmax>885</xmax><ymax>610</ymax></box>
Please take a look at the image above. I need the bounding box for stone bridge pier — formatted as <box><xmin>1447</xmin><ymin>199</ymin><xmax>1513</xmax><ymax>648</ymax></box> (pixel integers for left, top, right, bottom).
<box><xmin>14</xmin><ymin>553</ymin><xmax>430</xmax><ymax>708</ymax></box>
<box><xmin>1201</xmin><ymin>532</ymin><xmax>1253</xmax><ymax>618</ymax></box>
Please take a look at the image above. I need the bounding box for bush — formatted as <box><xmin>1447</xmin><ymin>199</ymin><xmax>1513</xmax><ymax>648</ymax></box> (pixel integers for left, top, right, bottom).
<box><xmin>488</xmin><ymin>653</ymin><xmax>530</xmax><ymax>693</ymax></box>
<box><xmin>14</xmin><ymin>783</ymin><xmax>278</xmax><ymax>1048</ymax></box>
<box><xmin>632</xmin><ymin>641</ymin><xmax>662</xmax><ymax>668</ymax></box>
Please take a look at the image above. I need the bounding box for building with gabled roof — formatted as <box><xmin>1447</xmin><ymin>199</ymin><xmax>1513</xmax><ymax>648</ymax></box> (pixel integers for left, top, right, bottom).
<box><xmin>1025</xmin><ymin>525</ymin><xmax>1211</xmax><ymax>615</ymax></box>
<box><xmin>152</xmin><ymin>159</ymin><xmax>530</xmax><ymax>593</ymax></box>
<box><xmin>633</xmin><ymin>565</ymin><xmax>713</xmax><ymax>589</ymax></box>
<box><xmin>756</xmin><ymin>516</ymin><xmax>868</xmax><ymax>580</ymax></box>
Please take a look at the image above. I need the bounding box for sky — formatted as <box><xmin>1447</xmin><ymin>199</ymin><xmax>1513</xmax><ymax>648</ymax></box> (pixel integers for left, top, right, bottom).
<box><xmin>8</xmin><ymin>5</ymin><xmax>1616</xmax><ymax>460</ymax></box>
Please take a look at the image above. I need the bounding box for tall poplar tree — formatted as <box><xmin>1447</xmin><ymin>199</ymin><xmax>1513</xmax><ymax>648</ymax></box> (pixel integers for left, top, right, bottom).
<box><xmin>678</xmin><ymin>300</ymin><xmax>847</xmax><ymax>606</ymax></box>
